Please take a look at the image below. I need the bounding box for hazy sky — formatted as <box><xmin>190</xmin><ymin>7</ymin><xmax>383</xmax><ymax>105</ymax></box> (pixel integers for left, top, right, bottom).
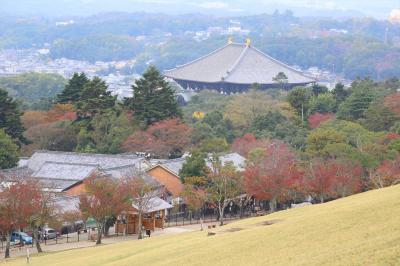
<box><xmin>1</xmin><ymin>0</ymin><xmax>399</xmax><ymax>18</ymax></box>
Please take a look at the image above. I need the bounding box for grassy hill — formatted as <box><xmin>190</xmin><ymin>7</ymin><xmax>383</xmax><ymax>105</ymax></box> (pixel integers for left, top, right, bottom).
<box><xmin>3</xmin><ymin>185</ymin><xmax>400</xmax><ymax>266</ymax></box>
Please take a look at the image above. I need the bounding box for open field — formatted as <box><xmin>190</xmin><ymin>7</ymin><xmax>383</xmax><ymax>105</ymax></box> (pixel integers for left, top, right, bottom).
<box><xmin>2</xmin><ymin>185</ymin><xmax>400</xmax><ymax>266</ymax></box>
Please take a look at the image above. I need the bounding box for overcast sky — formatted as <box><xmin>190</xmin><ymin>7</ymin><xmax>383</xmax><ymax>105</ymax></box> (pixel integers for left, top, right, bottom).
<box><xmin>1</xmin><ymin>0</ymin><xmax>399</xmax><ymax>18</ymax></box>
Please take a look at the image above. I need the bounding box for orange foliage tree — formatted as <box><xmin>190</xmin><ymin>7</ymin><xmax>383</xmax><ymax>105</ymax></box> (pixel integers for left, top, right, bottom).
<box><xmin>371</xmin><ymin>156</ymin><xmax>400</xmax><ymax>188</ymax></box>
<box><xmin>231</xmin><ymin>133</ymin><xmax>269</xmax><ymax>158</ymax></box>
<box><xmin>123</xmin><ymin>118</ymin><xmax>192</xmax><ymax>158</ymax></box>
<box><xmin>79</xmin><ymin>173</ymin><xmax>129</xmax><ymax>245</ymax></box>
<box><xmin>308</xmin><ymin>112</ymin><xmax>335</xmax><ymax>129</ymax></box>
<box><xmin>0</xmin><ymin>177</ymin><xmax>42</xmax><ymax>258</ymax></box>
<box><xmin>244</xmin><ymin>140</ymin><xmax>303</xmax><ymax>212</ymax></box>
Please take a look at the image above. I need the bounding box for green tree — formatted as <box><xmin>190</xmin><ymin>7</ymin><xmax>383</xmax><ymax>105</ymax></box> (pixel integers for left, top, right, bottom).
<box><xmin>273</xmin><ymin>72</ymin><xmax>288</xmax><ymax>89</ymax></box>
<box><xmin>179</xmin><ymin>151</ymin><xmax>207</xmax><ymax>183</ymax></box>
<box><xmin>361</xmin><ymin>103</ymin><xmax>397</xmax><ymax>132</ymax></box>
<box><xmin>124</xmin><ymin>65</ymin><xmax>181</xmax><ymax>126</ymax></box>
<box><xmin>332</xmin><ymin>83</ymin><xmax>348</xmax><ymax>106</ymax></box>
<box><xmin>0</xmin><ymin>88</ymin><xmax>27</xmax><ymax>146</ymax></box>
<box><xmin>0</xmin><ymin>130</ymin><xmax>19</xmax><ymax>169</ymax></box>
<box><xmin>287</xmin><ymin>87</ymin><xmax>311</xmax><ymax>121</ymax></box>
<box><xmin>75</xmin><ymin>77</ymin><xmax>116</xmax><ymax>120</ymax></box>
<box><xmin>308</xmin><ymin>93</ymin><xmax>336</xmax><ymax>114</ymax></box>
<box><xmin>57</xmin><ymin>72</ymin><xmax>89</xmax><ymax>104</ymax></box>
<box><xmin>337</xmin><ymin>79</ymin><xmax>376</xmax><ymax>121</ymax></box>
<box><xmin>200</xmin><ymin>138</ymin><xmax>229</xmax><ymax>153</ymax></box>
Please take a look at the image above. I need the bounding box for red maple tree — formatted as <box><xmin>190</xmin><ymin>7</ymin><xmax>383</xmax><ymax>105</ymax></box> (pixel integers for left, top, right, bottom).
<box><xmin>79</xmin><ymin>173</ymin><xmax>129</xmax><ymax>244</ymax></box>
<box><xmin>308</xmin><ymin>112</ymin><xmax>335</xmax><ymax>129</ymax></box>
<box><xmin>244</xmin><ymin>140</ymin><xmax>302</xmax><ymax>212</ymax></box>
<box><xmin>384</xmin><ymin>92</ymin><xmax>400</xmax><ymax>117</ymax></box>
<box><xmin>231</xmin><ymin>133</ymin><xmax>269</xmax><ymax>157</ymax></box>
<box><xmin>123</xmin><ymin>118</ymin><xmax>192</xmax><ymax>158</ymax></box>
<box><xmin>0</xmin><ymin>177</ymin><xmax>42</xmax><ymax>258</ymax></box>
<box><xmin>372</xmin><ymin>156</ymin><xmax>400</xmax><ymax>188</ymax></box>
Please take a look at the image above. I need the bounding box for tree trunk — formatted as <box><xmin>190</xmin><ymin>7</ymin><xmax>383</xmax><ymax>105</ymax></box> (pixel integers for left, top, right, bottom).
<box><xmin>269</xmin><ymin>197</ymin><xmax>277</xmax><ymax>212</ymax></box>
<box><xmin>33</xmin><ymin>227</ymin><xmax>42</xmax><ymax>253</ymax></box>
<box><xmin>301</xmin><ymin>104</ymin><xmax>304</xmax><ymax>122</ymax></box>
<box><xmin>218</xmin><ymin>202</ymin><xmax>225</xmax><ymax>226</ymax></box>
<box><xmin>5</xmin><ymin>232</ymin><xmax>11</xmax><ymax>259</ymax></box>
<box><xmin>96</xmin><ymin>224</ymin><xmax>103</xmax><ymax>245</ymax></box>
<box><xmin>138</xmin><ymin>212</ymin><xmax>143</xmax><ymax>240</ymax></box>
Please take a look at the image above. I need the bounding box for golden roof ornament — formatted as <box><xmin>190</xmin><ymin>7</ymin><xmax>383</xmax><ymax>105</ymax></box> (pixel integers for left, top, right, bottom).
<box><xmin>245</xmin><ymin>38</ymin><xmax>251</xmax><ymax>46</ymax></box>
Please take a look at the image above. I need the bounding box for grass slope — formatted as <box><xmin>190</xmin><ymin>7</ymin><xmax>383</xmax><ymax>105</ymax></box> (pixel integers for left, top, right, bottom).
<box><xmin>3</xmin><ymin>185</ymin><xmax>400</xmax><ymax>266</ymax></box>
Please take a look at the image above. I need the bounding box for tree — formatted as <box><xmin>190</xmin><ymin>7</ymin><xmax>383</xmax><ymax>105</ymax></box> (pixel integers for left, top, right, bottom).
<box><xmin>75</xmin><ymin>77</ymin><xmax>116</xmax><ymax>120</ymax></box>
<box><xmin>0</xmin><ymin>177</ymin><xmax>42</xmax><ymax>258</ymax></box>
<box><xmin>76</xmin><ymin>110</ymin><xmax>133</xmax><ymax>154</ymax></box>
<box><xmin>0</xmin><ymin>130</ymin><xmax>19</xmax><ymax>169</ymax></box>
<box><xmin>124</xmin><ymin>65</ymin><xmax>181</xmax><ymax>126</ymax></box>
<box><xmin>273</xmin><ymin>72</ymin><xmax>288</xmax><ymax>89</ymax></box>
<box><xmin>179</xmin><ymin>151</ymin><xmax>207</xmax><ymax>183</ymax></box>
<box><xmin>287</xmin><ymin>87</ymin><xmax>311</xmax><ymax>121</ymax></box>
<box><xmin>200</xmin><ymin>137</ymin><xmax>229</xmax><ymax>153</ymax></box>
<box><xmin>308</xmin><ymin>113</ymin><xmax>335</xmax><ymax>129</ymax></box>
<box><xmin>244</xmin><ymin>141</ymin><xmax>302</xmax><ymax>212</ymax></box>
<box><xmin>207</xmin><ymin>158</ymin><xmax>242</xmax><ymax>226</ymax></box>
<box><xmin>371</xmin><ymin>156</ymin><xmax>400</xmax><ymax>188</ymax></box>
<box><xmin>383</xmin><ymin>92</ymin><xmax>400</xmax><ymax>117</ymax></box>
<box><xmin>123</xmin><ymin>118</ymin><xmax>191</xmax><ymax>158</ymax></box>
<box><xmin>181</xmin><ymin>177</ymin><xmax>207</xmax><ymax>230</ymax></box>
<box><xmin>79</xmin><ymin>173</ymin><xmax>128</xmax><ymax>245</ymax></box>
<box><xmin>123</xmin><ymin>174</ymin><xmax>159</xmax><ymax>239</ymax></box>
<box><xmin>337</xmin><ymin>79</ymin><xmax>376</xmax><ymax>121</ymax></box>
<box><xmin>362</xmin><ymin>102</ymin><xmax>396</xmax><ymax>132</ymax></box>
<box><xmin>308</xmin><ymin>93</ymin><xmax>336</xmax><ymax>114</ymax></box>
<box><xmin>29</xmin><ymin>186</ymin><xmax>57</xmax><ymax>253</ymax></box>
<box><xmin>305</xmin><ymin>159</ymin><xmax>338</xmax><ymax>203</ymax></box>
<box><xmin>57</xmin><ymin>72</ymin><xmax>89</xmax><ymax>104</ymax></box>
<box><xmin>231</xmin><ymin>134</ymin><xmax>269</xmax><ymax>158</ymax></box>
<box><xmin>225</xmin><ymin>90</ymin><xmax>281</xmax><ymax>132</ymax></box>
<box><xmin>332</xmin><ymin>83</ymin><xmax>348</xmax><ymax>106</ymax></box>
<box><xmin>0</xmin><ymin>88</ymin><xmax>27</xmax><ymax>145</ymax></box>
<box><xmin>306</xmin><ymin>158</ymin><xmax>362</xmax><ymax>203</ymax></box>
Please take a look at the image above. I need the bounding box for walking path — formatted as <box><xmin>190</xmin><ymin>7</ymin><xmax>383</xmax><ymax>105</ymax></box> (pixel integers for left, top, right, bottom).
<box><xmin>0</xmin><ymin>221</ymin><xmax>224</xmax><ymax>261</ymax></box>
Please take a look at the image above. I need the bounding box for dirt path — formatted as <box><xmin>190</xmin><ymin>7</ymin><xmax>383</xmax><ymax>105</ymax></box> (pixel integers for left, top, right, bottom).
<box><xmin>0</xmin><ymin>221</ymin><xmax>224</xmax><ymax>261</ymax></box>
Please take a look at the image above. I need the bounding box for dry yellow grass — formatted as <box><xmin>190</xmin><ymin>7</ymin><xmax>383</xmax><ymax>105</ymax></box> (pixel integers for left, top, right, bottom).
<box><xmin>2</xmin><ymin>185</ymin><xmax>400</xmax><ymax>266</ymax></box>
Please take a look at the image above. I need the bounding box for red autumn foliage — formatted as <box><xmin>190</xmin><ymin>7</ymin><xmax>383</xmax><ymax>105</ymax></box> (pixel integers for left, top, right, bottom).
<box><xmin>231</xmin><ymin>133</ymin><xmax>269</xmax><ymax>158</ymax></box>
<box><xmin>308</xmin><ymin>112</ymin><xmax>335</xmax><ymax>129</ymax></box>
<box><xmin>386</xmin><ymin>132</ymin><xmax>400</xmax><ymax>140</ymax></box>
<box><xmin>306</xmin><ymin>159</ymin><xmax>362</xmax><ymax>203</ymax></box>
<box><xmin>0</xmin><ymin>178</ymin><xmax>43</xmax><ymax>258</ymax></box>
<box><xmin>384</xmin><ymin>92</ymin><xmax>400</xmax><ymax>117</ymax></box>
<box><xmin>372</xmin><ymin>156</ymin><xmax>400</xmax><ymax>188</ymax></box>
<box><xmin>79</xmin><ymin>173</ymin><xmax>129</xmax><ymax>244</ymax></box>
<box><xmin>46</xmin><ymin>104</ymin><xmax>77</xmax><ymax>122</ymax></box>
<box><xmin>123</xmin><ymin>118</ymin><xmax>192</xmax><ymax>158</ymax></box>
<box><xmin>244</xmin><ymin>140</ymin><xmax>302</xmax><ymax>212</ymax></box>
<box><xmin>22</xmin><ymin>104</ymin><xmax>76</xmax><ymax>130</ymax></box>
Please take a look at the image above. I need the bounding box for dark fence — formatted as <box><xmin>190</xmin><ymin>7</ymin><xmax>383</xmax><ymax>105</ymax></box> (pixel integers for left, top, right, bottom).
<box><xmin>165</xmin><ymin>207</ymin><xmax>254</xmax><ymax>227</ymax></box>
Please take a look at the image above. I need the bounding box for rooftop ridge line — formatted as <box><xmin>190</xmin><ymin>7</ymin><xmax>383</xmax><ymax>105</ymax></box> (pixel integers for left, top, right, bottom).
<box><xmin>222</xmin><ymin>44</ymin><xmax>249</xmax><ymax>81</ymax></box>
<box><xmin>33</xmin><ymin>150</ymin><xmax>140</xmax><ymax>159</ymax></box>
<box><xmin>164</xmin><ymin>43</ymin><xmax>244</xmax><ymax>73</ymax></box>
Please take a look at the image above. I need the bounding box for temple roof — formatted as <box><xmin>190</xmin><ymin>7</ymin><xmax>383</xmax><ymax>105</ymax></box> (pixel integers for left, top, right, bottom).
<box><xmin>164</xmin><ymin>43</ymin><xmax>314</xmax><ymax>85</ymax></box>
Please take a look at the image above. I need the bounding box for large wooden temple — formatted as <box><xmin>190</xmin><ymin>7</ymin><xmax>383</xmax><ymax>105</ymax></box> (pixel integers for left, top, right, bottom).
<box><xmin>165</xmin><ymin>39</ymin><xmax>314</xmax><ymax>93</ymax></box>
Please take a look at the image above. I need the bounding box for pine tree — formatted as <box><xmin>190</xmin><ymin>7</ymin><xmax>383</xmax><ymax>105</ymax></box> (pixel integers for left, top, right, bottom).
<box><xmin>0</xmin><ymin>88</ymin><xmax>27</xmax><ymax>146</ymax></box>
<box><xmin>75</xmin><ymin>77</ymin><xmax>116</xmax><ymax>120</ymax></box>
<box><xmin>57</xmin><ymin>72</ymin><xmax>89</xmax><ymax>104</ymax></box>
<box><xmin>0</xmin><ymin>129</ymin><xmax>19</xmax><ymax>169</ymax></box>
<box><xmin>124</xmin><ymin>65</ymin><xmax>181</xmax><ymax>126</ymax></box>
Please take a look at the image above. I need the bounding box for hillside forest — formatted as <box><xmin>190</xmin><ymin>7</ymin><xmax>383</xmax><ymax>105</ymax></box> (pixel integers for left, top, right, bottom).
<box><xmin>1</xmin><ymin>65</ymin><xmax>400</xmax><ymax>211</ymax></box>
